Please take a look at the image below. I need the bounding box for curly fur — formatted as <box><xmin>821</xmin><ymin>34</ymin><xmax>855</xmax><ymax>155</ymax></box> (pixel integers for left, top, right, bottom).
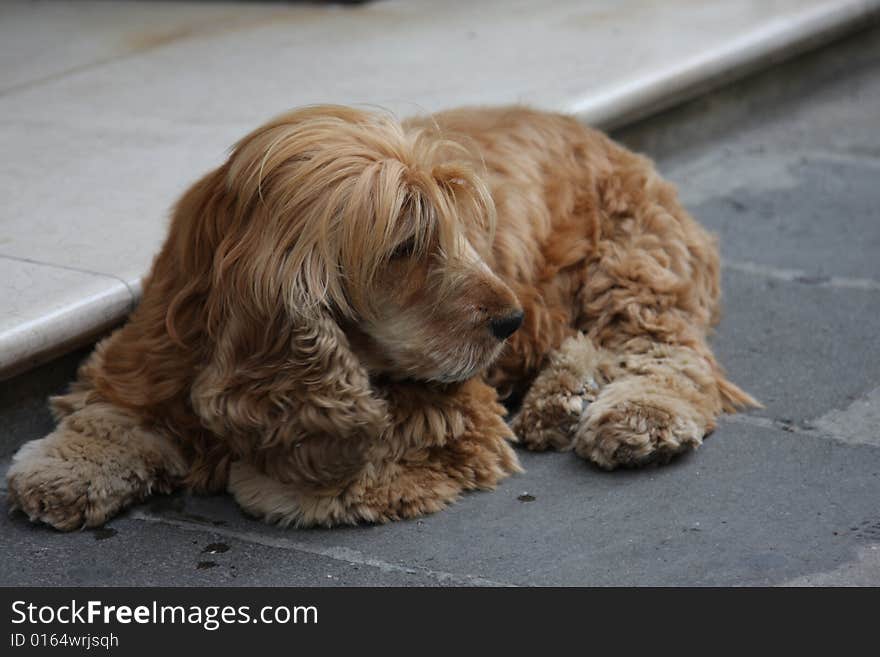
<box><xmin>6</xmin><ymin>105</ymin><xmax>757</xmax><ymax>530</ymax></box>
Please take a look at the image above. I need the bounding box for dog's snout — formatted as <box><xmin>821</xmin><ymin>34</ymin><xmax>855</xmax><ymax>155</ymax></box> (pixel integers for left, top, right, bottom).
<box><xmin>490</xmin><ymin>310</ymin><xmax>524</xmax><ymax>341</ymax></box>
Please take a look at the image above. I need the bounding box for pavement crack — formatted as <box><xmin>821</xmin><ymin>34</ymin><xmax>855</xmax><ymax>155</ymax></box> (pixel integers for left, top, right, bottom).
<box><xmin>725</xmin><ymin>387</ymin><xmax>880</xmax><ymax>448</ymax></box>
<box><xmin>129</xmin><ymin>511</ymin><xmax>514</xmax><ymax>587</ymax></box>
<box><xmin>723</xmin><ymin>413</ymin><xmax>814</xmax><ymax>434</ymax></box>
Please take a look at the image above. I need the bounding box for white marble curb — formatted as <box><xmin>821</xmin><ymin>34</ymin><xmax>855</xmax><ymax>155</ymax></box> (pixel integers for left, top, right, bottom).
<box><xmin>564</xmin><ymin>0</ymin><xmax>880</xmax><ymax>127</ymax></box>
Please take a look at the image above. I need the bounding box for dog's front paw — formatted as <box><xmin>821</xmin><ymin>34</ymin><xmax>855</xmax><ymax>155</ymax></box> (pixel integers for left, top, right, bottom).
<box><xmin>511</xmin><ymin>381</ymin><xmax>599</xmax><ymax>451</ymax></box>
<box><xmin>572</xmin><ymin>393</ymin><xmax>704</xmax><ymax>469</ymax></box>
<box><xmin>7</xmin><ymin>421</ymin><xmax>184</xmax><ymax>531</ymax></box>
<box><xmin>511</xmin><ymin>333</ymin><xmax>608</xmax><ymax>451</ymax></box>
<box><xmin>7</xmin><ymin>437</ymin><xmax>111</xmax><ymax>531</ymax></box>
<box><xmin>6</xmin><ymin>434</ymin><xmax>141</xmax><ymax>531</ymax></box>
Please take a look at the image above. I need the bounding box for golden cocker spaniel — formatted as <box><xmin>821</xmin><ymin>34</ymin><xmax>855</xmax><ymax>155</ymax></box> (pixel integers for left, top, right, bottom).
<box><xmin>7</xmin><ymin>105</ymin><xmax>756</xmax><ymax>529</ymax></box>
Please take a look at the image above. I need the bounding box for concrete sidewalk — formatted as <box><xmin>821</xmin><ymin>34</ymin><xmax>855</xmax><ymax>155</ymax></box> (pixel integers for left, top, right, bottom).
<box><xmin>2</xmin><ymin>25</ymin><xmax>879</xmax><ymax>586</ymax></box>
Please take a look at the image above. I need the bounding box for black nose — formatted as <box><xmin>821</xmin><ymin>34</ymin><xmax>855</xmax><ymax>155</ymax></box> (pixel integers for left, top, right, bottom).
<box><xmin>490</xmin><ymin>310</ymin><xmax>524</xmax><ymax>341</ymax></box>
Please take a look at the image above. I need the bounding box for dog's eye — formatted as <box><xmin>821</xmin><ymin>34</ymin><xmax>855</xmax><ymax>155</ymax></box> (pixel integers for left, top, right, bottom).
<box><xmin>390</xmin><ymin>236</ymin><xmax>416</xmax><ymax>260</ymax></box>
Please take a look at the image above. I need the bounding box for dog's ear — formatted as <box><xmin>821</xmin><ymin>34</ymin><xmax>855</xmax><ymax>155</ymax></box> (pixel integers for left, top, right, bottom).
<box><xmin>179</xmin><ymin>162</ymin><xmax>389</xmax><ymax>488</ymax></box>
<box><xmin>190</xmin><ymin>285</ymin><xmax>389</xmax><ymax>448</ymax></box>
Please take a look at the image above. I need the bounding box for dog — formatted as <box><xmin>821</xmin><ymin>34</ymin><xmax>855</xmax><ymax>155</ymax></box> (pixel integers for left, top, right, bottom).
<box><xmin>6</xmin><ymin>105</ymin><xmax>757</xmax><ymax>530</ymax></box>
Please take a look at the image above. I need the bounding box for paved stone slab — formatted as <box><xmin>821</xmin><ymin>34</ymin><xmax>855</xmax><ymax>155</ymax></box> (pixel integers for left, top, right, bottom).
<box><xmin>711</xmin><ymin>270</ymin><xmax>880</xmax><ymax>424</ymax></box>
<box><xmin>81</xmin><ymin>423</ymin><xmax>880</xmax><ymax>587</ymax></box>
<box><xmin>0</xmin><ymin>0</ymin><xmax>262</xmax><ymax>94</ymax></box>
<box><xmin>691</xmin><ymin>158</ymin><xmax>880</xmax><ymax>282</ymax></box>
<box><xmin>0</xmin><ymin>508</ymin><xmax>452</xmax><ymax>587</ymax></box>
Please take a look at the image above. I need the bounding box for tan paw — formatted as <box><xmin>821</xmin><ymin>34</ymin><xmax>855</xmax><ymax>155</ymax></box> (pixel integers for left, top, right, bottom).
<box><xmin>8</xmin><ymin>437</ymin><xmax>120</xmax><ymax>530</ymax></box>
<box><xmin>511</xmin><ymin>333</ymin><xmax>608</xmax><ymax>451</ymax></box>
<box><xmin>573</xmin><ymin>395</ymin><xmax>705</xmax><ymax>470</ymax></box>
<box><xmin>6</xmin><ymin>418</ymin><xmax>184</xmax><ymax>531</ymax></box>
<box><xmin>511</xmin><ymin>382</ymin><xmax>599</xmax><ymax>451</ymax></box>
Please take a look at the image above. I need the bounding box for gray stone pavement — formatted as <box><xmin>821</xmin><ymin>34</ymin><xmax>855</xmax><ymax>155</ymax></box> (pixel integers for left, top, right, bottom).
<box><xmin>2</xmin><ymin>27</ymin><xmax>879</xmax><ymax>587</ymax></box>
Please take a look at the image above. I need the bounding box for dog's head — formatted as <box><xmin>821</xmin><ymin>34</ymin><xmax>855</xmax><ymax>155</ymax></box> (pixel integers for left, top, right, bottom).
<box><xmin>182</xmin><ymin>105</ymin><xmax>522</xmax><ymax>386</ymax></box>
